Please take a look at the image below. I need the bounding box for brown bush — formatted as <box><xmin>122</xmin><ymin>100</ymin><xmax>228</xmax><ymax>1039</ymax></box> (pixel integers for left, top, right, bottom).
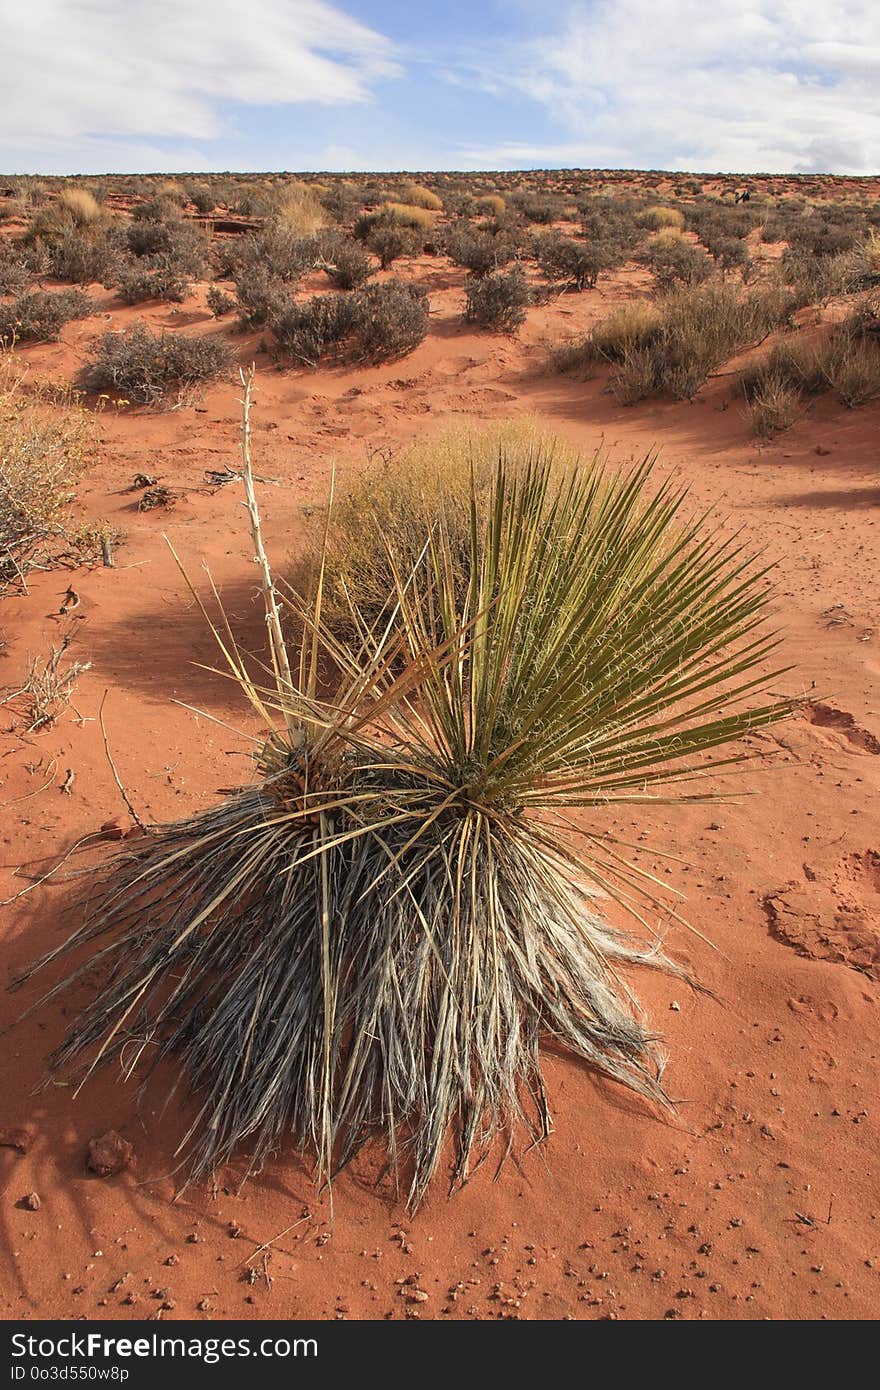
<box><xmin>86</xmin><ymin>325</ymin><xmax>232</xmax><ymax>404</ymax></box>
<box><xmin>464</xmin><ymin>267</ymin><xmax>530</xmax><ymax>332</ymax></box>
<box><xmin>0</xmin><ymin>288</ymin><xmax>92</xmax><ymax>343</ymax></box>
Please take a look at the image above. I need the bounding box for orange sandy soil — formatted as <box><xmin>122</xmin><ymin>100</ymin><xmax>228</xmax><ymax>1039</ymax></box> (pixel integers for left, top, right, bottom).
<box><xmin>1</xmin><ymin>250</ymin><xmax>878</xmax><ymax>1322</ymax></box>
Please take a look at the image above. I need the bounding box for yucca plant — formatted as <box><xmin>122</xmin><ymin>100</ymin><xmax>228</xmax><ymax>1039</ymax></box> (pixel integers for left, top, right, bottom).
<box><xmin>19</xmin><ymin>386</ymin><xmax>797</xmax><ymax>1207</ymax></box>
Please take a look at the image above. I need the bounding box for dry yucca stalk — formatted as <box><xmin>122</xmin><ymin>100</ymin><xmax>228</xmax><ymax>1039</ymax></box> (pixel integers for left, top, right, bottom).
<box><xmin>19</xmin><ymin>379</ymin><xmax>797</xmax><ymax>1206</ymax></box>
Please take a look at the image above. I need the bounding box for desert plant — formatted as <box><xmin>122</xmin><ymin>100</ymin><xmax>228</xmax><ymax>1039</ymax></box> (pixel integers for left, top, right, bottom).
<box><xmin>464</xmin><ymin>266</ymin><xmax>530</xmax><ymax>331</ymax></box>
<box><xmin>350</xmin><ymin>279</ymin><xmax>429</xmax><ymax>360</ymax></box>
<box><xmin>534</xmin><ymin>233</ymin><xmax>604</xmax><ymax>290</ymax></box>
<box><xmin>559</xmin><ymin>279</ymin><xmax>794</xmax><ymax>400</ymax></box>
<box><xmin>19</xmin><ymin>411</ymin><xmax>796</xmax><ymax>1207</ymax></box>
<box><xmin>49</xmin><ymin>226</ymin><xmax>121</xmax><ymax>284</ymax></box>
<box><xmin>641</xmin><ymin>237</ymin><xmax>714</xmax><ymax>290</ymax></box>
<box><xmin>206</xmin><ymin>286</ymin><xmax>235</xmax><ymax>318</ymax></box>
<box><xmin>0</xmin><ymin>244</ymin><xmax>34</xmax><ymax>296</ymax></box>
<box><xmin>320</xmin><ymin>237</ymin><xmax>372</xmax><ymax>290</ymax></box>
<box><xmin>637</xmin><ymin>205</ymin><xmax>684</xmax><ymax>231</ymax></box>
<box><xmin>116</xmin><ymin>264</ymin><xmax>190</xmax><ymax>304</ymax></box>
<box><xmin>86</xmin><ymin>325</ymin><xmax>231</xmax><ymax>404</ymax></box>
<box><xmin>399</xmin><ymin>183</ymin><xmax>442</xmax><ymax>211</ymax></box>
<box><xmin>0</xmin><ymin>367</ymin><xmax>95</xmax><ymax>591</ymax></box>
<box><xmin>475</xmin><ymin>194</ymin><xmax>506</xmax><ymax>217</ymax></box>
<box><xmin>445</xmin><ymin>220</ymin><xmax>516</xmax><ymax>276</ymax></box>
<box><xmin>0</xmin><ymin>288</ymin><xmax>92</xmax><ymax>343</ymax></box>
<box><xmin>269</xmin><ymin>292</ymin><xmax>358</xmax><ymax>366</ymax></box>
<box><xmin>378</xmin><ymin>202</ymin><xmax>437</xmax><ymax>232</ymax></box>
<box><xmin>126</xmin><ymin>210</ymin><xmax>207</xmax><ymax>276</ymax></box>
<box><xmin>274</xmin><ymin>182</ymin><xmax>327</xmax><ymax>237</ymax></box>
<box><xmin>743</xmin><ymin>370</ymin><xmax>802</xmax><ymax>436</ymax></box>
<box><xmin>366</xmin><ymin>223</ymin><xmax>424</xmax><ymax>269</ymax></box>
<box><xmin>1</xmin><ymin>633</ymin><xmax>91</xmax><ymax>732</ymax></box>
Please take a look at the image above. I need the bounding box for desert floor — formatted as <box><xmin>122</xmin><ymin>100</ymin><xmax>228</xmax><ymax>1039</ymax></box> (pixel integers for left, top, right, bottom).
<box><xmin>1</xmin><ymin>253</ymin><xmax>878</xmax><ymax>1321</ymax></box>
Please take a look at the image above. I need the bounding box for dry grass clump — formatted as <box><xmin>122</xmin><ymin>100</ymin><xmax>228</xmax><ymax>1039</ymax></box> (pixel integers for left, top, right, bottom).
<box><xmin>19</xmin><ymin>415</ymin><xmax>796</xmax><ymax>1206</ymax></box>
<box><xmin>0</xmin><ymin>367</ymin><xmax>96</xmax><ymax>592</ymax></box>
<box><xmin>0</xmin><ymin>289</ymin><xmax>92</xmax><ymax>344</ymax></box>
<box><xmin>399</xmin><ymin>183</ymin><xmax>442</xmax><ymax>211</ymax></box>
<box><xmin>475</xmin><ymin>194</ymin><xmax>506</xmax><ymax>217</ymax></box>
<box><xmin>464</xmin><ymin>266</ymin><xmax>530</xmax><ymax>332</ymax></box>
<box><xmin>558</xmin><ymin>279</ymin><xmax>794</xmax><ymax>401</ymax></box>
<box><xmin>274</xmin><ymin>183</ymin><xmax>327</xmax><ymax>237</ymax></box>
<box><xmin>743</xmin><ymin>370</ymin><xmax>803</xmax><ymax>436</ymax></box>
<box><xmin>25</xmin><ymin>188</ymin><xmax>105</xmax><ymax>245</ymax></box>
<box><xmin>86</xmin><ymin>325</ymin><xmax>232</xmax><ymax>405</ymax></box>
<box><xmin>739</xmin><ymin>318</ymin><xmax>880</xmax><ymax>418</ymax></box>
<box><xmin>638</xmin><ymin>205</ymin><xmax>684</xmax><ymax>231</ymax></box>
<box><xmin>1</xmin><ymin>634</ymin><xmax>91</xmax><ymax>732</ymax></box>
<box><xmin>379</xmin><ymin>202</ymin><xmax>437</xmax><ymax>231</ymax></box>
<box><xmin>296</xmin><ymin>421</ymin><xmax>580</xmax><ymax>631</ymax></box>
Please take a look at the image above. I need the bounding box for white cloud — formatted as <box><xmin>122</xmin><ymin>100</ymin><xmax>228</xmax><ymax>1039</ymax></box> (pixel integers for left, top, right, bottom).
<box><xmin>0</xmin><ymin>0</ymin><xmax>399</xmax><ymax>172</ymax></box>
<box><xmin>461</xmin><ymin>0</ymin><xmax>880</xmax><ymax>173</ymax></box>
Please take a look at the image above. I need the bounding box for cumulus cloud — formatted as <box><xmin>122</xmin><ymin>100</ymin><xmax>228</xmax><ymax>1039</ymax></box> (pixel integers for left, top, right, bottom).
<box><xmin>460</xmin><ymin>0</ymin><xmax>880</xmax><ymax>173</ymax></box>
<box><xmin>1</xmin><ymin>0</ymin><xmax>399</xmax><ymax>172</ymax></box>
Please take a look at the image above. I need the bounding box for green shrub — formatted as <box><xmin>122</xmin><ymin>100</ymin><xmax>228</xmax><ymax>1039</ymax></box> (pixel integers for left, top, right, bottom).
<box><xmin>366</xmin><ymin>223</ymin><xmax>424</xmax><ymax>268</ymax></box>
<box><xmin>117</xmin><ymin>264</ymin><xmax>190</xmax><ymax>304</ymax></box>
<box><xmin>206</xmin><ymin>286</ymin><xmax>235</xmax><ymax>318</ymax></box>
<box><xmin>445</xmin><ymin>220</ymin><xmax>516</xmax><ymax>276</ymax></box>
<box><xmin>49</xmin><ymin>226</ymin><xmax>121</xmax><ymax>284</ymax></box>
<box><xmin>351</xmin><ymin>279</ymin><xmax>429</xmax><ymax>360</ymax></box>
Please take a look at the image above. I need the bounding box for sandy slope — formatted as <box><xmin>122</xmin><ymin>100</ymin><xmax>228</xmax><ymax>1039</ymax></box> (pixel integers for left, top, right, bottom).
<box><xmin>1</xmin><ymin>259</ymin><xmax>878</xmax><ymax>1321</ymax></box>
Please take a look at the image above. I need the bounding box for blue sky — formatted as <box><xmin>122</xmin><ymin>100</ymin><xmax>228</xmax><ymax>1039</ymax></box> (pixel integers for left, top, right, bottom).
<box><xmin>3</xmin><ymin>1</ymin><xmax>879</xmax><ymax>175</ymax></box>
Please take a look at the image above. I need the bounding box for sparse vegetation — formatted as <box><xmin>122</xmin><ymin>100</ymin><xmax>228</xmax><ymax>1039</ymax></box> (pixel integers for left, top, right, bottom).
<box><xmin>0</xmin><ymin>288</ymin><xmax>92</xmax><ymax>343</ymax></box>
<box><xmin>86</xmin><ymin>325</ymin><xmax>232</xmax><ymax>404</ymax></box>
<box><xmin>464</xmin><ymin>266</ymin><xmax>530</xmax><ymax>331</ymax></box>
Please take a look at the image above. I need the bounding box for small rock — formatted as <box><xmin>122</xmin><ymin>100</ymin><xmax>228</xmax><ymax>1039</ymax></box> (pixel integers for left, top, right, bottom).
<box><xmin>20</xmin><ymin>1192</ymin><xmax>41</xmax><ymax>1211</ymax></box>
<box><xmin>87</xmin><ymin>1130</ymin><xmax>134</xmax><ymax>1177</ymax></box>
<box><xmin>670</xmin><ymin>1000</ymin><xmax>681</xmax><ymax>1012</ymax></box>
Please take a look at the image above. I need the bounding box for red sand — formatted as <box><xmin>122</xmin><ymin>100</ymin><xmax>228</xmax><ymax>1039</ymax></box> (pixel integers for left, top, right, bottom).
<box><xmin>1</xmin><ymin>256</ymin><xmax>878</xmax><ymax>1321</ymax></box>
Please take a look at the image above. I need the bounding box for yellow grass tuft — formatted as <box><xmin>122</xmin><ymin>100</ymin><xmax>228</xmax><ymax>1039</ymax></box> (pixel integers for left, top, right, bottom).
<box><xmin>381</xmin><ymin>202</ymin><xmax>438</xmax><ymax>230</ymax></box>
<box><xmin>475</xmin><ymin>194</ymin><xmax>506</xmax><ymax>217</ymax></box>
<box><xmin>639</xmin><ymin>205</ymin><xmax>685</xmax><ymax>231</ymax></box>
<box><xmin>399</xmin><ymin>182</ymin><xmax>443</xmax><ymax>211</ymax></box>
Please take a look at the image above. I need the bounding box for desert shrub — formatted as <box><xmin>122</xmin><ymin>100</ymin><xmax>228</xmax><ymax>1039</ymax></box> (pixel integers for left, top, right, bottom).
<box><xmin>49</xmin><ymin>225</ymin><xmax>121</xmax><ymax>284</ymax></box>
<box><xmin>534</xmin><ymin>233</ymin><xmax>604</xmax><ymax>290</ymax></box>
<box><xmin>320</xmin><ymin>182</ymin><xmax>362</xmax><ymax>226</ymax></box>
<box><xmin>25</xmin><ymin>188</ymin><xmax>105</xmax><ymax>245</ymax></box>
<box><xmin>126</xmin><ymin>210</ymin><xmax>207</xmax><ymax>276</ymax></box>
<box><xmin>782</xmin><ymin>247</ymin><xmax>864</xmax><ymax>305</ymax></box>
<box><xmin>511</xmin><ymin>191</ymin><xmax>559</xmax><ymax>224</ymax></box>
<box><xmin>319</xmin><ymin>236</ymin><xmax>372</xmax><ymax>290</ymax></box>
<box><xmin>743</xmin><ymin>370</ymin><xmax>802</xmax><ymax>436</ymax></box>
<box><xmin>269</xmin><ymin>292</ymin><xmax>358</xmax><ymax>366</ymax></box>
<box><xmin>366</xmin><ymin>223</ymin><xmax>424</xmax><ymax>268</ymax></box>
<box><xmin>0</xmin><ymin>367</ymin><xmax>95</xmax><ymax>591</ymax></box>
<box><xmin>559</xmin><ymin>279</ymin><xmax>794</xmax><ymax>400</ymax></box>
<box><xmin>465</xmin><ymin>266</ymin><xmax>530</xmax><ymax>331</ymax></box>
<box><xmin>641</xmin><ymin>237</ymin><xmax>714</xmax><ymax>290</ymax></box>
<box><xmin>399</xmin><ymin>182</ymin><xmax>442</xmax><ymax>211</ymax></box>
<box><xmin>739</xmin><ymin>324</ymin><xmax>880</xmax><ymax>410</ymax></box>
<box><xmin>117</xmin><ymin>264</ymin><xmax>190</xmax><ymax>304</ymax></box>
<box><xmin>0</xmin><ymin>288</ymin><xmax>91</xmax><ymax>343</ymax></box>
<box><xmin>350</xmin><ymin>279</ymin><xmax>429</xmax><ymax>360</ymax></box>
<box><xmin>578</xmin><ymin>196</ymin><xmax>643</xmax><ymax>265</ymax></box>
<box><xmin>0</xmin><ymin>243</ymin><xmax>34</xmax><ymax>296</ymax></box>
<box><xmin>822</xmin><ymin>333</ymin><xmax>880</xmax><ymax>406</ymax></box>
<box><xmin>86</xmin><ymin>325</ymin><xmax>232</xmax><ymax>404</ymax></box>
<box><xmin>270</xmin><ymin>278</ymin><xmax>428</xmax><ymax>366</ymax></box>
<box><xmin>233</xmin><ymin>263</ymin><xmax>286</xmax><ymax>329</ymax></box>
<box><xmin>206</xmin><ymin>286</ymin><xmax>235</xmax><ymax>318</ymax></box>
<box><xmin>637</xmin><ymin>205</ymin><xmax>684</xmax><ymax>231</ymax></box>
<box><xmin>475</xmin><ymin>194</ymin><xmax>506</xmax><ymax>217</ymax></box>
<box><xmin>189</xmin><ymin>186</ymin><xmax>215</xmax><ymax>216</ymax></box>
<box><xmin>27</xmin><ymin>427</ymin><xmax>795</xmax><ymax>1207</ymax></box>
<box><xmin>445</xmin><ymin>220</ymin><xmax>516</xmax><ymax>276</ymax></box>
